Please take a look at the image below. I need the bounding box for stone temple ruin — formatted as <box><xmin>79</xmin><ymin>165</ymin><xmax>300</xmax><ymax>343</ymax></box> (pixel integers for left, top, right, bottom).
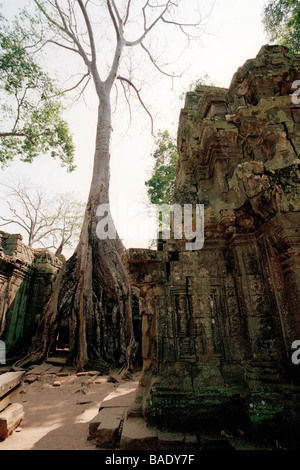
<box><xmin>0</xmin><ymin>232</ymin><xmax>63</xmax><ymax>358</ymax></box>
<box><xmin>0</xmin><ymin>45</ymin><xmax>300</xmax><ymax>446</ymax></box>
<box><xmin>124</xmin><ymin>45</ymin><xmax>300</xmax><ymax>438</ymax></box>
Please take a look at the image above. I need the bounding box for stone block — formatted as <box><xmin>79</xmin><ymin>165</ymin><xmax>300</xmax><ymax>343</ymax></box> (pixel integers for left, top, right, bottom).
<box><xmin>101</xmin><ymin>381</ymin><xmax>139</xmax><ymax>408</ymax></box>
<box><xmin>89</xmin><ymin>412</ymin><xmax>103</xmax><ymax>439</ymax></box>
<box><xmin>158</xmin><ymin>431</ymin><xmax>193</xmax><ymax>450</ymax></box>
<box><xmin>94</xmin><ymin>407</ymin><xmax>125</xmax><ymax>448</ymax></box>
<box><xmin>0</xmin><ymin>371</ymin><xmax>25</xmax><ymax>399</ymax></box>
<box><xmin>27</xmin><ymin>362</ymin><xmax>53</xmax><ymax>375</ymax></box>
<box><xmin>120</xmin><ymin>417</ymin><xmax>158</xmax><ymax>450</ymax></box>
<box><xmin>0</xmin><ymin>385</ymin><xmax>22</xmax><ymax>413</ymax></box>
<box><xmin>0</xmin><ymin>403</ymin><xmax>24</xmax><ymax>440</ymax></box>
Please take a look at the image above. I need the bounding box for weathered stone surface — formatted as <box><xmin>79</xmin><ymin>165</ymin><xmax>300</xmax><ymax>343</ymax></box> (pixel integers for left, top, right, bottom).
<box><xmin>0</xmin><ymin>403</ymin><xmax>24</xmax><ymax>440</ymax></box>
<box><xmin>94</xmin><ymin>407</ymin><xmax>125</xmax><ymax>448</ymax></box>
<box><xmin>120</xmin><ymin>417</ymin><xmax>158</xmax><ymax>450</ymax></box>
<box><xmin>124</xmin><ymin>45</ymin><xmax>300</xmax><ymax>443</ymax></box>
<box><xmin>88</xmin><ymin>379</ymin><xmax>140</xmax><ymax>447</ymax></box>
<box><xmin>0</xmin><ymin>385</ymin><xmax>22</xmax><ymax>413</ymax></box>
<box><xmin>0</xmin><ymin>371</ymin><xmax>25</xmax><ymax>398</ymax></box>
<box><xmin>27</xmin><ymin>362</ymin><xmax>54</xmax><ymax>375</ymax></box>
<box><xmin>0</xmin><ymin>232</ymin><xmax>63</xmax><ymax>358</ymax></box>
<box><xmin>101</xmin><ymin>380</ymin><xmax>139</xmax><ymax>408</ymax></box>
<box><xmin>157</xmin><ymin>430</ymin><xmax>198</xmax><ymax>450</ymax></box>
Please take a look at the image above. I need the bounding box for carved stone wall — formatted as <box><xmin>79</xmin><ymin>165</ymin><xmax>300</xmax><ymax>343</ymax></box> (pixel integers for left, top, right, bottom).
<box><xmin>124</xmin><ymin>45</ymin><xmax>300</xmax><ymax>440</ymax></box>
<box><xmin>0</xmin><ymin>231</ymin><xmax>63</xmax><ymax>359</ymax></box>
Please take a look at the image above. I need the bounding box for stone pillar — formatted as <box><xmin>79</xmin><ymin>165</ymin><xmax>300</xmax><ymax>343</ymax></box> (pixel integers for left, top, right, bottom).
<box><xmin>266</xmin><ymin>215</ymin><xmax>300</xmax><ymax>354</ymax></box>
<box><xmin>230</xmin><ymin>234</ymin><xmax>281</xmax><ymax>375</ymax></box>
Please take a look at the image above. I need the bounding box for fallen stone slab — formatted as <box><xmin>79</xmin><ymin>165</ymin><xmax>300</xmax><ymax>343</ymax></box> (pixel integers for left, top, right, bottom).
<box><xmin>89</xmin><ymin>407</ymin><xmax>124</xmax><ymax>439</ymax></box>
<box><xmin>0</xmin><ymin>385</ymin><xmax>22</xmax><ymax>413</ymax></box>
<box><xmin>89</xmin><ymin>413</ymin><xmax>103</xmax><ymax>439</ymax></box>
<box><xmin>94</xmin><ymin>407</ymin><xmax>126</xmax><ymax>448</ymax></box>
<box><xmin>0</xmin><ymin>371</ymin><xmax>25</xmax><ymax>398</ymax></box>
<box><xmin>27</xmin><ymin>363</ymin><xmax>53</xmax><ymax>375</ymax></box>
<box><xmin>0</xmin><ymin>403</ymin><xmax>24</xmax><ymax>440</ymax></box>
<box><xmin>45</xmin><ymin>356</ymin><xmax>67</xmax><ymax>366</ymax></box>
<box><xmin>101</xmin><ymin>381</ymin><xmax>139</xmax><ymax>408</ymax></box>
<box><xmin>120</xmin><ymin>417</ymin><xmax>158</xmax><ymax>450</ymax></box>
<box><xmin>47</xmin><ymin>365</ymin><xmax>63</xmax><ymax>374</ymax></box>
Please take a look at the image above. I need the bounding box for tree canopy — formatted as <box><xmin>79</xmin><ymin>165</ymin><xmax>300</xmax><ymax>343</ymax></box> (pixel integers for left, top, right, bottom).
<box><xmin>0</xmin><ymin>13</ymin><xmax>75</xmax><ymax>169</ymax></box>
<box><xmin>263</xmin><ymin>0</ymin><xmax>300</xmax><ymax>53</ymax></box>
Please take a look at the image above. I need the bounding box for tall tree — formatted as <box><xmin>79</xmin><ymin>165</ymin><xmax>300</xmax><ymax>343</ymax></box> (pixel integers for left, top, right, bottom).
<box><xmin>13</xmin><ymin>0</ymin><xmax>205</xmax><ymax>373</ymax></box>
<box><xmin>0</xmin><ymin>181</ymin><xmax>84</xmax><ymax>256</ymax></box>
<box><xmin>263</xmin><ymin>0</ymin><xmax>300</xmax><ymax>53</ymax></box>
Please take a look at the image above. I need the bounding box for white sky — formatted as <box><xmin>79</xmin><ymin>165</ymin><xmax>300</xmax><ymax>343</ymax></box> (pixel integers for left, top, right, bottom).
<box><xmin>0</xmin><ymin>0</ymin><xmax>269</xmax><ymax>254</ymax></box>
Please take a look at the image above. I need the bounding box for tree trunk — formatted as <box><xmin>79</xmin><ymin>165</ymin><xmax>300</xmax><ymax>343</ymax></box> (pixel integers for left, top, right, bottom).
<box><xmin>15</xmin><ymin>96</ymin><xmax>137</xmax><ymax>373</ymax></box>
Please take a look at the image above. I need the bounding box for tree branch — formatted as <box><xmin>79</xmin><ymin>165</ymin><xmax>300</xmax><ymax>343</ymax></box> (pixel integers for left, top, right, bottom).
<box><xmin>140</xmin><ymin>42</ymin><xmax>181</xmax><ymax>78</ymax></box>
<box><xmin>61</xmin><ymin>72</ymin><xmax>91</xmax><ymax>96</ymax></box>
<box><xmin>0</xmin><ymin>132</ymin><xmax>34</xmax><ymax>144</ymax></box>
<box><xmin>0</xmin><ymin>217</ymin><xmax>29</xmax><ymax>233</ymax></box>
<box><xmin>47</xmin><ymin>38</ymin><xmax>81</xmax><ymax>56</ymax></box>
<box><xmin>117</xmin><ymin>75</ymin><xmax>154</xmax><ymax>135</ymax></box>
<box><xmin>107</xmin><ymin>0</ymin><xmax>120</xmax><ymax>40</ymax></box>
<box><xmin>123</xmin><ymin>0</ymin><xmax>132</xmax><ymax>25</ymax></box>
<box><xmin>77</xmin><ymin>0</ymin><xmax>97</xmax><ymax>66</ymax></box>
<box><xmin>124</xmin><ymin>1</ymin><xmax>170</xmax><ymax>46</ymax></box>
<box><xmin>34</xmin><ymin>0</ymin><xmax>92</xmax><ymax>69</ymax></box>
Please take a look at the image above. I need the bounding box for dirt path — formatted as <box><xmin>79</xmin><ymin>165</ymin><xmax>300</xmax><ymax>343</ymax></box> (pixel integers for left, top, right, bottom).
<box><xmin>0</xmin><ymin>366</ymin><xmax>139</xmax><ymax>451</ymax></box>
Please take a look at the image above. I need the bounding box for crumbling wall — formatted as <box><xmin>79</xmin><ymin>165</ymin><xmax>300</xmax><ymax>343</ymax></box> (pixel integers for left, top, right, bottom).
<box><xmin>0</xmin><ymin>231</ymin><xmax>63</xmax><ymax>359</ymax></box>
<box><xmin>124</xmin><ymin>45</ymin><xmax>300</xmax><ymax>440</ymax></box>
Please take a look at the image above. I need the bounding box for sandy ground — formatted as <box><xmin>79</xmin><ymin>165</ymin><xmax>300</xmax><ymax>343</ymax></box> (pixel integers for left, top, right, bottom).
<box><xmin>0</xmin><ymin>366</ymin><xmax>289</xmax><ymax>453</ymax></box>
<box><xmin>0</xmin><ymin>366</ymin><xmax>139</xmax><ymax>451</ymax></box>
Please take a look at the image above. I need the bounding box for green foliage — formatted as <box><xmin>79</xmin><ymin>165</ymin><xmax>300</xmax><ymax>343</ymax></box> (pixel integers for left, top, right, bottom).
<box><xmin>263</xmin><ymin>0</ymin><xmax>300</xmax><ymax>53</ymax></box>
<box><xmin>0</xmin><ymin>15</ymin><xmax>75</xmax><ymax>170</ymax></box>
<box><xmin>145</xmin><ymin>130</ymin><xmax>178</xmax><ymax>205</ymax></box>
<box><xmin>179</xmin><ymin>74</ymin><xmax>215</xmax><ymax>100</ymax></box>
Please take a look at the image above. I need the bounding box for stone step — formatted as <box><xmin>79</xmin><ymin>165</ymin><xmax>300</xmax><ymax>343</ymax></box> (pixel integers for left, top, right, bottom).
<box><xmin>93</xmin><ymin>407</ymin><xmax>126</xmax><ymax>448</ymax></box>
<box><xmin>45</xmin><ymin>356</ymin><xmax>67</xmax><ymax>366</ymax></box>
<box><xmin>158</xmin><ymin>430</ymin><xmax>198</xmax><ymax>450</ymax></box>
<box><xmin>120</xmin><ymin>417</ymin><xmax>158</xmax><ymax>450</ymax></box>
<box><xmin>0</xmin><ymin>371</ymin><xmax>25</xmax><ymax>399</ymax></box>
<box><xmin>0</xmin><ymin>403</ymin><xmax>24</xmax><ymax>440</ymax></box>
<box><xmin>89</xmin><ymin>406</ymin><xmax>126</xmax><ymax>439</ymax></box>
<box><xmin>100</xmin><ymin>381</ymin><xmax>139</xmax><ymax>408</ymax></box>
<box><xmin>27</xmin><ymin>362</ymin><xmax>54</xmax><ymax>375</ymax></box>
